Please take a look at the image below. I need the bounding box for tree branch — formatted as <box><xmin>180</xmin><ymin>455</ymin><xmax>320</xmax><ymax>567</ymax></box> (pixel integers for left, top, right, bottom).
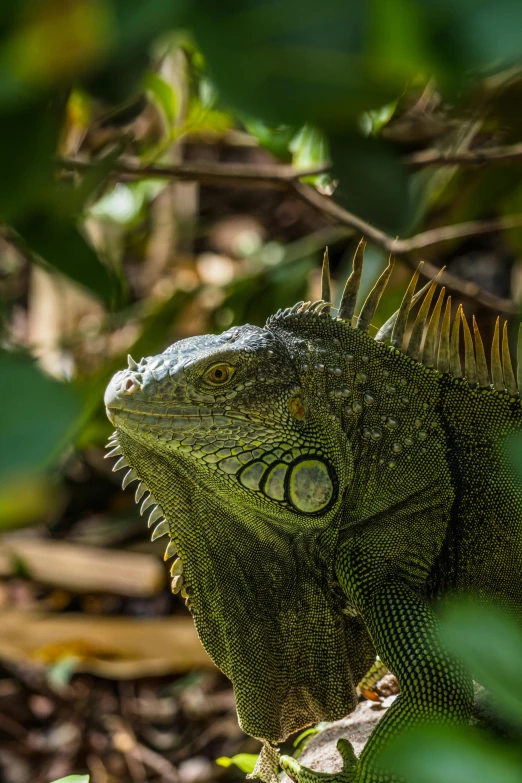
<box><xmin>59</xmin><ymin>156</ymin><xmax>521</xmax><ymax>313</ymax></box>
<box><xmin>404</xmin><ymin>142</ymin><xmax>522</xmax><ymax>169</ymax></box>
<box><xmin>290</xmin><ymin>182</ymin><xmax>520</xmax><ymax>314</ymax></box>
<box><xmin>58</xmin><ymin>156</ymin><xmax>329</xmax><ymax>189</ymax></box>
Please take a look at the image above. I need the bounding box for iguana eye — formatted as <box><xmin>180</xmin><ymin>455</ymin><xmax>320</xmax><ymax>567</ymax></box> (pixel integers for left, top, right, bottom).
<box><xmin>204</xmin><ymin>363</ymin><xmax>235</xmax><ymax>385</ymax></box>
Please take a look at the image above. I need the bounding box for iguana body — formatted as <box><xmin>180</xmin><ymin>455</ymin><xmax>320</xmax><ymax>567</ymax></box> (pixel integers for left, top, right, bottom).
<box><xmin>104</xmin><ymin>242</ymin><xmax>522</xmax><ymax>783</ymax></box>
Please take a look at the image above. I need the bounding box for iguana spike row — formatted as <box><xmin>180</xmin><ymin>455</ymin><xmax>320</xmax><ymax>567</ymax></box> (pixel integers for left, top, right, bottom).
<box><xmin>450</xmin><ymin>305</ymin><xmax>463</xmax><ymax>378</ymax></box>
<box><xmin>460</xmin><ymin>310</ymin><xmax>477</xmax><ymax>386</ymax></box>
<box><xmin>357</xmin><ymin>256</ymin><xmax>395</xmax><ymax>332</ymax></box>
<box><xmin>338</xmin><ymin>238</ymin><xmax>365</xmax><ymax>321</ymax></box>
<box><xmin>375</xmin><ymin>277</ymin><xmax>431</xmax><ymax>345</ymax></box>
<box><xmin>321</xmin><ymin>248</ymin><xmax>331</xmax><ymax>315</ymax></box>
<box><xmin>405</xmin><ymin>268</ymin><xmax>445</xmax><ymax>361</ymax></box>
<box><xmin>437</xmin><ymin>296</ymin><xmax>452</xmax><ymax>374</ymax></box>
<box><xmin>388</xmin><ymin>262</ymin><xmax>423</xmax><ymax>349</ymax></box>
<box><xmin>502</xmin><ymin>321</ymin><xmax>518</xmax><ymax>396</ymax></box>
<box><xmin>517</xmin><ymin>324</ymin><xmax>522</xmax><ymax>396</ymax></box>
<box><xmin>473</xmin><ymin>316</ymin><xmax>490</xmax><ymax>387</ymax></box>
<box><xmin>421</xmin><ymin>287</ymin><xmax>445</xmax><ymax>368</ymax></box>
<box><xmin>320</xmin><ymin>241</ymin><xmax>520</xmax><ymax>396</ymax></box>
<box><xmin>491</xmin><ymin>317</ymin><xmax>504</xmax><ymax>391</ymax></box>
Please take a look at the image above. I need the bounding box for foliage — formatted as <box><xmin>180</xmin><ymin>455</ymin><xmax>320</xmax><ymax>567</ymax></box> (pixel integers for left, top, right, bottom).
<box><xmin>50</xmin><ymin>776</ymin><xmax>90</xmax><ymax>783</ymax></box>
<box><xmin>216</xmin><ymin>753</ymin><xmax>259</xmax><ymax>774</ymax></box>
<box><xmin>381</xmin><ymin>599</ymin><xmax>522</xmax><ymax>783</ymax></box>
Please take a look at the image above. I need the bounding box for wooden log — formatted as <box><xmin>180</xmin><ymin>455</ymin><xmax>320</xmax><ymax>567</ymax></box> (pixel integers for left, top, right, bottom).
<box><xmin>0</xmin><ymin>537</ymin><xmax>165</xmax><ymax>597</ymax></box>
<box><xmin>0</xmin><ymin>610</ymin><xmax>213</xmax><ymax>678</ymax></box>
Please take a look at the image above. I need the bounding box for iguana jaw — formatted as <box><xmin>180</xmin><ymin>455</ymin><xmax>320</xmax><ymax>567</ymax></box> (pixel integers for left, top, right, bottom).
<box><xmin>108</xmin><ymin>425</ymin><xmax>363</xmax><ymax>743</ymax></box>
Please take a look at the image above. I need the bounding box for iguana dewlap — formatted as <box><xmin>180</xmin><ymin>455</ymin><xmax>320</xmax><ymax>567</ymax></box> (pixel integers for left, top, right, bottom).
<box><xmin>104</xmin><ymin>241</ymin><xmax>522</xmax><ymax>783</ymax></box>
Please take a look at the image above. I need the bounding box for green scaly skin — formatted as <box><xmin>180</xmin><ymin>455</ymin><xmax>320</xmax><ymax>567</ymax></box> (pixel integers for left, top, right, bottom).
<box><xmin>104</xmin><ymin>292</ymin><xmax>522</xmax><ymax>783</ymax></box>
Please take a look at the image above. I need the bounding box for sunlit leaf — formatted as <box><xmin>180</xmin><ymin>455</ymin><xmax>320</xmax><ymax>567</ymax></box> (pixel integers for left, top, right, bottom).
<box><xmin>51</xmin><ymin>776</ymin><xmax>90</xmax><ymax>783</ymax></box>
<box><xmin>289</xmin><ymin>124</ymin><xmax>331</xmax><ymax>188</ymax></box>
<box><xmin>216</xmin><ymin>753</ymin><xmax>259</xmax><ymax>774</ymax></box>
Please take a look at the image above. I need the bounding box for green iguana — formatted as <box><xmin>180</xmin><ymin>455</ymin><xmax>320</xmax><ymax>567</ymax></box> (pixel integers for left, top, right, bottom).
<box><xmin>104</xmin><ymin>241</ymin><xmax>522</xmax><ymax>783</ymax></box>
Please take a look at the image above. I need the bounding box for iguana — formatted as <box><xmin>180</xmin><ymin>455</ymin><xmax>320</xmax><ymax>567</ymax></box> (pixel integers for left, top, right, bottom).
<box><xmin>104</xmin><ymin>240</ymin><xmax>522</xmax><ymax>783</ymax></box>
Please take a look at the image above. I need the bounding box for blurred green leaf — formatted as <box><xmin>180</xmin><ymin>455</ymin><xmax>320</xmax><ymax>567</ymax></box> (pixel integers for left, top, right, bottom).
<box><xmin>0</xmin><ymin>476</ymin><xmax>59</xmax><ymax>531</ymax></box>
<box><xmin>241</xmin><ymin>116</ymin><xmax>294</xmax><ymax>161</ymax></box>
<box><xmin>0</xmin><ymin>351</ymin><xmax>81</xmax><ymax>480</ymax></box>
<box><xmin>381</xmin><ymin>724</ymin><xmax>522</xmax><ymax>783</ymax></box>
<box><xmin>429</xmin><ymin>0</ymin><xmax>522</xmax><ymax>76</ymax></box>
<box><xmin>360</xmin><ymin>101</ymin><xmax>398</xmax><ymax>137</ymax></box>
<box><xmin>144</xmin><ymin>70</ymin><xmax>178</xmax><ymax>126</ymax></box>
<box><xmin>441</xmin><ymin>600</ymin><xmax>522</xmax><ymax>729</ymax></box>
<box><xmin>14</xmin><ymin>212</ymin><xmax>121</xmax><ymax>307</ymax></box>
<box><xmin>0</xmin><ymin>0</ymin><xmax>113</xmax><ymax>93</ymax></box>
<box><xmin>51</xmin><ymin>777</ymin><xmax>90</xmax><ymax>783</ymax></box>
<box><xmin>289</xmin><ymin>124</ymin><xmax>331</xmax><ymax>188</ymax></box>
<box><xmin>189</xmin><ymin>2</ymin><xmax>400</xmax><ymax>128</ymax></box>
<box><xmin>216</xmin><ymin>753</ymin><xmax>259</xmax><ymax>774</ymax></box>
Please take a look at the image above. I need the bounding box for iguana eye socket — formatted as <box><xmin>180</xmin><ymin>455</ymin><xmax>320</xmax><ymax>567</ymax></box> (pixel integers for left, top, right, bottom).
<box><xmin>204</xmin><ymin>363</ymin><xmax>235</xmax><ymax>385</ymax></box>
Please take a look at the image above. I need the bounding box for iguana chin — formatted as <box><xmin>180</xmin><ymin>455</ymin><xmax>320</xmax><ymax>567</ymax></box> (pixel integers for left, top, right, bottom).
<box><xmin>104</xmin><ymin>240</ymin><xmax>522</xmax><ymax>783</ymax></box>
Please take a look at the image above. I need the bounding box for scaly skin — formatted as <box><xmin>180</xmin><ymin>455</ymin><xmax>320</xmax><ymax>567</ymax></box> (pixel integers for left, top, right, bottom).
<box><xmin>105</xmin><ymin>283</ymin><xmax>522</xmax><ymax>783</ymax></box>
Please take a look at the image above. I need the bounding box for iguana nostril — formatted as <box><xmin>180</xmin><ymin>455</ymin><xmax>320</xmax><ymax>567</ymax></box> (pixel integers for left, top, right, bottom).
<box><xmin>123</xmin><ymin>377</ymin><xmax>140</xmax><ymax>394</ymax></box>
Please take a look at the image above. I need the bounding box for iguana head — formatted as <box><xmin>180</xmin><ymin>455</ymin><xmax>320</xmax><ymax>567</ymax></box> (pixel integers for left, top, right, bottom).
<box><xmin>104</xmin><ymin>319</ymin><xmax>368</xmax><ymax>742</ymax></box>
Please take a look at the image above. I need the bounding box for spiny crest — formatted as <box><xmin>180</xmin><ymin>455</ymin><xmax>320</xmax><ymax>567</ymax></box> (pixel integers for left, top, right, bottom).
<box><xmin>269</xmin><ymin>239</ymin><xmax>521</xmax><ymax>397</ymax></box>
<box><xmin>104</xmin><ymin>430</ymin><xmax>188</xmax><ymax>600</ymax></box>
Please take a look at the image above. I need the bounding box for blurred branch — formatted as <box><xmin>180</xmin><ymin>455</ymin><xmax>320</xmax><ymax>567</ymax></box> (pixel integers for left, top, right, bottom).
<box><xmin>0</xmin><ymin>538</ymin><xmax>165</xmax><ymax>596</ymax></box>
<box><xmin>59</xmin><ymin>156</ymin><xmax>521</xmax><ymax>312</ymax></box>
<box><xmin>291</xmin><ymin>182</ymin><xmax>520</xmax><ymax>313</ymax></box>
<box><xmin>0</xmin><ymin>610</ymin><xmax>213</xmax><ymax>677</ymax></box>
<box><xmin>405</xmin><ymin>142</ymin><xmax>522</xmax><ymax>168</ymax></box>
<box><xmin>58</xmin><ymin>156</ymin><xmax>330</xmax><ymax>189</ymax></box>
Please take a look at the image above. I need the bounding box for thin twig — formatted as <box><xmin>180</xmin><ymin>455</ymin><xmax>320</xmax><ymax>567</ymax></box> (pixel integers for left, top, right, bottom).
<box><xmin>405</xmin><ymin>142</ymin><xmax>522</xmax><ymax>169</ymax></box>
<box><xmin>58</xmin><ymin>156</ymin><xmax>329</xmax><ymax>189</ymax></box>
<box><xmin>291</xmin><ymin>182</ymin><xmax>519</xmax><ymax>313</ymax></box>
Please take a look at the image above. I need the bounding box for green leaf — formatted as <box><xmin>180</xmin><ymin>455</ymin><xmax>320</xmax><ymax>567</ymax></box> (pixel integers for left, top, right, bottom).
<box><xmin>14</xmin><ymin>212</ymin><xmax>121</xmax><ymax>307</ymax></box>
<box><xmin>241</xmin><ymin>116</ymin><xmax>294</xmax><ymax>161</ymax></box>
<box><xmin>144</xmin><ymin>70</ymin><xmax>178</xmax><ymax>126</ymax></box>
<box><xmin>289</xmin><ymin>124</ymin><xmax>331</xmax><ymax>188</ymax></box>
<box><xmin>216</xmin><ymin>753</ymin><xmax>259</xmax><ymax>774</ymax></box>
<box><xmin>440</xmin><ymin>600</ymin><xmax>522</xmax><ymax>728</ymax></box>
<box><xmin>50</xmin><ymin>776</ymin><xmax>90</xmax><ymax>783</ymax></box>
<box><xmin>0</xmin><ymin>351</ymin><xmax>81</xmax><ymax>481</ymax></box>
<box><xmin>381</xmin><ymin>724</ymin><xmax>522</xmax><ymax>783</ymax></box>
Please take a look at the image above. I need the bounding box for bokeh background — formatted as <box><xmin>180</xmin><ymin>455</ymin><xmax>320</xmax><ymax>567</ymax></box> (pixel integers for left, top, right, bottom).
<box><xmin>2</xmin><ymin>2</ymin><xmax>522</xmax><ymax>782</ymax></box>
